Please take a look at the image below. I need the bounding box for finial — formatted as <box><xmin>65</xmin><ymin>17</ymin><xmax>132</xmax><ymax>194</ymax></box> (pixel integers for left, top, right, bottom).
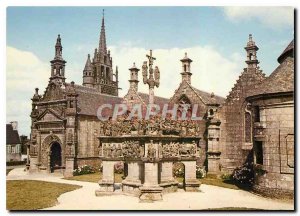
<box><xmin>35</xmin><ymin>88</ymin><xmax>39</xmax><ymax>95</ymax></box>
<box><xmin>88</xmin><ymin>54</ymin><xmax>90</xmax><ymax>58</ymax></box>
<box><xmin>185</xmin><ymin>52</ymin><xmax>187</xmax><ymax>57</ymax></box>
<box><xmin>133</xmin><ymin>62</ymin><xmax>136</xmax><ymax>67</ymax></box>
<box><xmin>71</xmin><ymin>81</ymin><xmax>75</xmax><ymax>87</ymax></box>
<box><xmin>103</xmin><ymin>9</ymin><xmax>104</xmax><ymax>17</ymax></box>
<box><xmin>249</xmin><ymin>34</ymin><xmax>252</xmax><ymax>42</ymax></box>
<box><xmin>211</xmin><ymin>92</ymin><xmax>215</xmax><ymax>98</ymax></box>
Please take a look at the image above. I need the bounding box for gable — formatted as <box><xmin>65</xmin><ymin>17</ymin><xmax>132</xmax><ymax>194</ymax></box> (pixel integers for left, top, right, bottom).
<box><xmin>37</xmin><ymin>109</ymin><xmax>64</xmax><ymax>122</ymax></box>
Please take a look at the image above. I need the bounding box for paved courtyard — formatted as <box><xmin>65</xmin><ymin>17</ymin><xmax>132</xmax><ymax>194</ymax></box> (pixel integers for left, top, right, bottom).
<box><xmin>7</xmin><ymin>168</ymin><xmax>294</xmax><ymax>210</ymax></box>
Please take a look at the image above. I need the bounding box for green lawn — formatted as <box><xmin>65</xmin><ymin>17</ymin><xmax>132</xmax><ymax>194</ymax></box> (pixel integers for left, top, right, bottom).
<box><xmin>64</xmin><ymin>172</ymin><xmax>124</xmax><ymax>183</ymax></box>
<box><xmin>7</xmin><ymin>180</ymin><xmax>81</xmax><ymax>210</ymax></box>
<box><xmin>200</xmin><ymin>177</ymin><xmax>240</xmax><ymax>190</ymax></box>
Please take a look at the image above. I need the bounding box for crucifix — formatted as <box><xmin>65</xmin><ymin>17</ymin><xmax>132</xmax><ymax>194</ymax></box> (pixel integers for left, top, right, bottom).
<box><xmin>142</xmin><ymin>50</ymin><xmax>160</xmax><ymax>104</ymax></box>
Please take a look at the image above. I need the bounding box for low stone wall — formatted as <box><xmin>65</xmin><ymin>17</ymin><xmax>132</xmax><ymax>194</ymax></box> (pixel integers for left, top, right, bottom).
<box><xmin>76</xmin><ymin>157</ymin><xmax>101</xmax><ymax>169</ymax></box>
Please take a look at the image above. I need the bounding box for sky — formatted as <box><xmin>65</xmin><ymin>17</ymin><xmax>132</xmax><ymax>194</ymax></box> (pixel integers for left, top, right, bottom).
<box><xmin>6</xmin><ymin>6</ymin><xmax>294</xmax><ymax>136</ymax></box>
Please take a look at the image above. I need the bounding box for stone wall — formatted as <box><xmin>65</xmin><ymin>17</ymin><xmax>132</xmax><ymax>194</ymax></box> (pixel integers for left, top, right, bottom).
<box><xmin>77</xmin><ymin>115</ymin><xmax>102</xmax><ymax>158</ymax></box>
<box><xmin>219</xmin><ymin>67</ymin><xmax>265</xmax><ymax>172</ymax></box>
<box><xmin>252</xmin><ymin>95</ymin><xmax>294</xmax><ymax>196</ymax></box>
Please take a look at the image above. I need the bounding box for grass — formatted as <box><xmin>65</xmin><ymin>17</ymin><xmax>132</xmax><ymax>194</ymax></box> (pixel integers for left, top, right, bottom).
<box><xmin>7</xmin><ymin>180</ymin><xmax>81</xmax><ymax>210</ymax></box>
<box><xmin>64</xmin><ymin>172</ymin><xmax>124</xmax><ymax>183</ymax></box>
<box><xmin>200</xmin><ymin>177</ymin><xmax>240</xmax><ymax>190</ymax></box>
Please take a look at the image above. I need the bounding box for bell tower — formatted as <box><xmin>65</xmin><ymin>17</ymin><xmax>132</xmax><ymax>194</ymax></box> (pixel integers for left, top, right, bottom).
<box><xmin>50</xmin><ymin>34</ymin><xmax>66</xmax><ymax>86</ymax></box>
<box><xmin>180</xmin><ymin>52</ymin><xmax>193</xmax><ymax>84</ymax></box>
<box><xmin>245</xmin><ymin>34</ymin><xmax>259</xmax><ymax>69</ymax></box>
<box><xmin>128</xmin><ymin>63</ymin><xmax>140</xmax><ymax>92</ymax></box>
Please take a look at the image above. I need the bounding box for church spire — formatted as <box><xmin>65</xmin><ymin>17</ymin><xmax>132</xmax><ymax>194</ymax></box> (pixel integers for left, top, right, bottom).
<box><xmin>99</xmin><ymin>9</ymin><xmax>107</xmax><ymax>53</ymax></box>
<box><xmin>83</xmin><ymin>54</ymin><xmax>94</xmax><ymax>87</ymax></box>
<box><xmin>50</xmin><ymin>34</ymin><xmax>66</xmax><ymax>85</ymax></box>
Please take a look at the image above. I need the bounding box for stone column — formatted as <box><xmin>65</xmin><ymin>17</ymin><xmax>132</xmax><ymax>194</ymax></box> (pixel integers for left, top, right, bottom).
<box><xmin>207</xmin><ymin>119</ymin><xmax>221</xmax><ymax>174</ymax></box>
<box><xmin>95</xmin><ymin>161</ymin><xmax>115</xmax><ymax>196</ymax></box>
<box><xmin>122</xmin><ymin>162</ymin><xmax>142</xmax><ymax>196</ymax></box>
<box><xmin>183</xmin><ymin>161</ymin><xmax>200</xmax><ymax>192</ymax></box>
<box><xmin>64</xmin><ymin>157</ymin><xmax>74</xmax><ymax>177</ymax></box>
<box><xmin>139</xmin><ymin>161</ymin><xmax>163</xmax><ymax>202</ymax></box>
<box><xmin>159</xmin><ymin>162</ymin><xmax>178</xmax><ymax>193</ymax></box>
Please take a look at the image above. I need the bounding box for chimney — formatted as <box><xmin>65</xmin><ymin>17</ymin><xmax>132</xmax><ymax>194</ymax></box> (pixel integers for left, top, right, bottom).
<box><xmin>10</xmin><ymin>121</ymin><xmax>18</xmax><ymax>130</ymax></box>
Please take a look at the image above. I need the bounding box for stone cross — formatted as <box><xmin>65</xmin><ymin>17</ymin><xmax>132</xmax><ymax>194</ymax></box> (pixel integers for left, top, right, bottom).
<box><xmin>142</xmin><ymin>50</ymin><xmax>160</xmax><ymax>104</ymax></box>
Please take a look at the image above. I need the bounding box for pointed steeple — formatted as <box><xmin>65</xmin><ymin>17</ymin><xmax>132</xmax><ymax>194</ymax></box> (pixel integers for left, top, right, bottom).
<box><xmin>83</xmin><ymin>54</ymin><xmax>94</xmax><ymax>87</ymax></box>
<box><xmin>84</xmin><ymin>54</ymin><xmax>93</xmax><ymax>72</ymax></box>
<box><xmin>99</xmin><ymin>9</ymin><xmax>107</xmax><ymax>53</ymax></box>
<box><xmin>55</xmin><ymin>34</ymin><xmax>63</xmax><ymax>60</ymax></box>
<box><xmin>50</xmin><ymin>34</ymin><xmax>66</xmax><ymax>85</ymax></box>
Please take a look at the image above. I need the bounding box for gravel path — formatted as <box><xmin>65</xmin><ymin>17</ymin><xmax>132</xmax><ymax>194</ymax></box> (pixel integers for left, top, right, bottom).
<box><xmin>7</xmin><ymin>168</ymin><xmax>294</xmax><ymax>210</ymax></box>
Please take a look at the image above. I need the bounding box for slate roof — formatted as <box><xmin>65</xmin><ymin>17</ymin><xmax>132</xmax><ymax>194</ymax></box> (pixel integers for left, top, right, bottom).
<box><xmin>6</xmin><ymin>124</ymin><xmax>21</xmax><ymax>144</ymax></box>
<box><xmin>192</xmin><ymin>86</ymin><xmax>225</xmax><ymax>105</ymax></box>
<box><xmin>138</xmin><ymin>92</ymin><xmax>170</xmax><ymax>106</ymax></box>
<box><xmin>71</xmin><ymin>84</ymin><xmax>122</xmax><ymax>116</ymax></box>
<box><xmin>278</xmin><ymin>39</ymin><xmax>294</xmax><ymax>63</ymax></box>
<box><xmin>248</xmin><ymin>40</ymin><xmax>294</xmax><ymax>97</ymax></box>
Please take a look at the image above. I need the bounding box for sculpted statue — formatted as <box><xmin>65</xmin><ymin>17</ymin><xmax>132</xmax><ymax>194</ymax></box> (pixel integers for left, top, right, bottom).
<box><xmin>147</xmin><ymin>141</ymin><xmax>156</xmax><ymax>159</ymax></box>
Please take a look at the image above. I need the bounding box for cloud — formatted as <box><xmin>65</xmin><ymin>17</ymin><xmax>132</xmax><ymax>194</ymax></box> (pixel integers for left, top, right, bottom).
<box><xmin>6</xmin><ymin>46</ymin><xmax>49</xmax><ymax>136</ymax></box>
<box><xmin>109</xmin><ymin>45</ymin><xmax>241</xmax><ymax>99</ymax></box>
<box><xmin>7</xmin><ymin>45</ymin><xmax>242</xmax><ymax>135</ymax></box>
<box><xmin>223</xmin><ymin>7</ymin><xmax>294</xmax><ymax>29</ymax></box>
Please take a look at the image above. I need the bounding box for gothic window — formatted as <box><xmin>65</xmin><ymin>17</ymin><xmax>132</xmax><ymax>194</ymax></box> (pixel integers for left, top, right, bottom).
<box><xmin>254</xmin><ymin>141</ymin><xmax>263</xmax><ymax>165</ymax></box>
<box><xmin>184</xmin><ymin>65</ymin><xmax>187</xmax><ymax>72</ymax></box>
<box><xmin>245</xmin><ymin>112</ymin><xmax>251</xmax><ymax>143</ymax></box>
<box><xmin>249</xmin><ymin>53</ymin><xmax>253</xmax><ymax>60</ymax></box>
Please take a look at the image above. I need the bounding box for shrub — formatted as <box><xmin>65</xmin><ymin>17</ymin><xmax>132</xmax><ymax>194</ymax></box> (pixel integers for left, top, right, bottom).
<box><xmin>114</xmin><ymin>162</ymin><xmax>124</xmax><ymax>174</ymax></box>
<box><xmin>232</xmin><ymin>152</ymin><xmax>254</xmax><ymax>186</ymax></box>
<box><xmin>221</xmin><ymin>173</ymin><xmax>233</xmax><ymax>181</ymax></box>
<box><xmin>196</xmin><ymin>165</ymin><xmax>206</xmax><ymax>179</ymax></box>
<box><xmin>73</xmin><ymin>165</ymin><xmax>96</xmax><ymax>176</ymax></box>
<box><xmin>173</xmin><ymin>163</ymin><xmax>184</xmax><ymax>178</ymax></box>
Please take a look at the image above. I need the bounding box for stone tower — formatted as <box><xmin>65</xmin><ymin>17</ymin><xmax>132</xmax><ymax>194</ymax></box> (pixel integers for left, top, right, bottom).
<box><xmin>50</xmin><ymin>34</ymin><xmax>66</xmax><ymax>86</ymax></box>
<box><xmin>245</xmin><ymin>34</ymin><xmax>259</xmax><ymax>68</ymax></box>
<box><xmin>83</xmin><ymin>11</ymin><xmax>119</xmax><ymax>96</ymax></box>
<box><xmin>82</xmin><ymin>54</ymin><xmax>94</xmax><ymax>87</ymax></box>
<box><xmin>128</xmin><ymin>63</ymin><xmax>140</xmax><ymax>92</ymax></box>
<box><xmin>180</xmin><ymin>52</ymin><xmax>193</xmax><ymax>84</ymax></box>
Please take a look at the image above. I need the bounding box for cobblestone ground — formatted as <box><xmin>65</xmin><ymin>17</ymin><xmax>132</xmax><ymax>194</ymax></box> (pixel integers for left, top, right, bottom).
<box><xmin>7</xmin><ymin>168</ymin><xmax>294</xmax><ymax>210</ymax></box>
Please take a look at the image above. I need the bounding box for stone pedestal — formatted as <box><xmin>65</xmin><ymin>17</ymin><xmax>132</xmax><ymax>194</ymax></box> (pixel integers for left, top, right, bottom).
<box><xmin>160</xmin><ymin>162</ymin><xmax>178</xmax><ymax>193</ymax></box>
<box><xmin>95</xmin><ymin>161</ymin><xmax>115</xmax><ymax>196</ymax></box>
<box><xmin>139</xmin><ymin>162</ymin><xmax>163</xmax><ymax>202</ymax></box>
<box><xmin>29</xmin><ymin>155</ymin><xmax>39</xmax><ymax>173</ymax></box>
<box><xmin>122</xmin><ymin>162</ymin><xmax>142</xmax><ymax>196</ymax></box>
<box><xmin>64</xmin><ymin>157</ymin><xmax>74</xmax><ymax>177</ymax></box>
<box><xmin>184</xmin><ymin>161</ymin><xmax>200</xmax><ymax>191</ymax></box>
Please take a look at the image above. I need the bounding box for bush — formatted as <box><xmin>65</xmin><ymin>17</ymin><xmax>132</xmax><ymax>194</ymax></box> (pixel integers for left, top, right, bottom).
<box><xmin>73</xmin><ymin>165</ymin><xmax>96</xmax><ymax>176</ymax></box>
<box><xmin>221</xmin><ymin>173</ymin><xmax>233</xmax><ymax>181</ymax></box>
<box><xmin>114</xmin><ymin>162</ymin><xmax>124</xmax><ymax>174</ymax></box>
<box><xmin>196</xmin><ymin>165</ymin><xmax>206</xmax><ymax>179</ymax></box>
<box><xmin>232</xmin><ymin>152</ymin><xmax>254</xmax><ymax>186</ymax></box>
<box><xmin>173</xmin><ymin>163</ymin><xmax>184</xmax><ymax>177</ymax></box>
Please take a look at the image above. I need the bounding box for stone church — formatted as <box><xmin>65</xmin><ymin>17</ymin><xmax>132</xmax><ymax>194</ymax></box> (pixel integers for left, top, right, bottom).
<box><xmin>28</xmin><ymin>14</ymin><xmax>294</xmax><ymax>198</ymax></box>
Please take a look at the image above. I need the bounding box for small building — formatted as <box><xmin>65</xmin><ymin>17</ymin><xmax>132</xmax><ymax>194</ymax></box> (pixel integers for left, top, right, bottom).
<box><xmin>6</xmin><ymin>121</ymin><xmax>22</xmax><ymax>162</ymax></box>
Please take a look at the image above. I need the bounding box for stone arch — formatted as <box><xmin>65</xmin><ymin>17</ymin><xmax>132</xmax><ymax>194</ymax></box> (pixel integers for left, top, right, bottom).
<box><xmin>41</xmin><ymin>134</ymin><xmax>64</xmax><ymax>173</ymax></box>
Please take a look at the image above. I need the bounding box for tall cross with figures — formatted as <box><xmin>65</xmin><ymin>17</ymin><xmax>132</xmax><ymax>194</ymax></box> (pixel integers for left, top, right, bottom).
<box><xmin>142</xmin><ymin>50</ymin><xmax>160</xmax><ymax>104</ymax></box>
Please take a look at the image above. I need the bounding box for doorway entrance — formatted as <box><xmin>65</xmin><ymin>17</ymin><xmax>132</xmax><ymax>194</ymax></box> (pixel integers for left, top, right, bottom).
<box><xmin>50</xmin><ymin>142</ymin><xmax>62</xmax><ymax>172</ymax></box>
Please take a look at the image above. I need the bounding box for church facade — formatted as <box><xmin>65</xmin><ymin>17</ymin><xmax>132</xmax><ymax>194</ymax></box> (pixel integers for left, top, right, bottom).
<box><xmin>28</xmin><ymin>14</ymin><xmax>294</xmax><ymax>198</ymax></box>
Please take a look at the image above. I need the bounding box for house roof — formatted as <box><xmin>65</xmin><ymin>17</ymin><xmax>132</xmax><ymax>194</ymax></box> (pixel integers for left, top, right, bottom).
<box><xmin>192</xmin><ymin>86</ymin><xmax>225</xmax><ymax>105</ymax></box>
<box><xmin>248</xmin><ymin>39</ymin><xmax>294</xmax><ymax>97</ymax></box>
<box><xmin>138</xmin><ymin>92</ymin><xmax>170</xmax><ymax>106</ymax></box>
<box><xmin>6</xmin><ymin>124</ymin><xmax>20</xmax><ymax>144</ymax></box>
<box><xmin>70</xmin><ymin>84</ymin><xmax>122</xmax><ymax>116</ymax></box>
<box><xmin>278</xmin><ymin>39</ymin><xmax>294</xmax><ymax>63</ymax></box>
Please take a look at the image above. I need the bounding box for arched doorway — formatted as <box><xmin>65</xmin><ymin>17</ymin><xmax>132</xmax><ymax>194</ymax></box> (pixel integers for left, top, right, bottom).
<box><xmin>50</xmin><ymin>142</ymin><xmax>62</xmax><ymax>172</ymax></box>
